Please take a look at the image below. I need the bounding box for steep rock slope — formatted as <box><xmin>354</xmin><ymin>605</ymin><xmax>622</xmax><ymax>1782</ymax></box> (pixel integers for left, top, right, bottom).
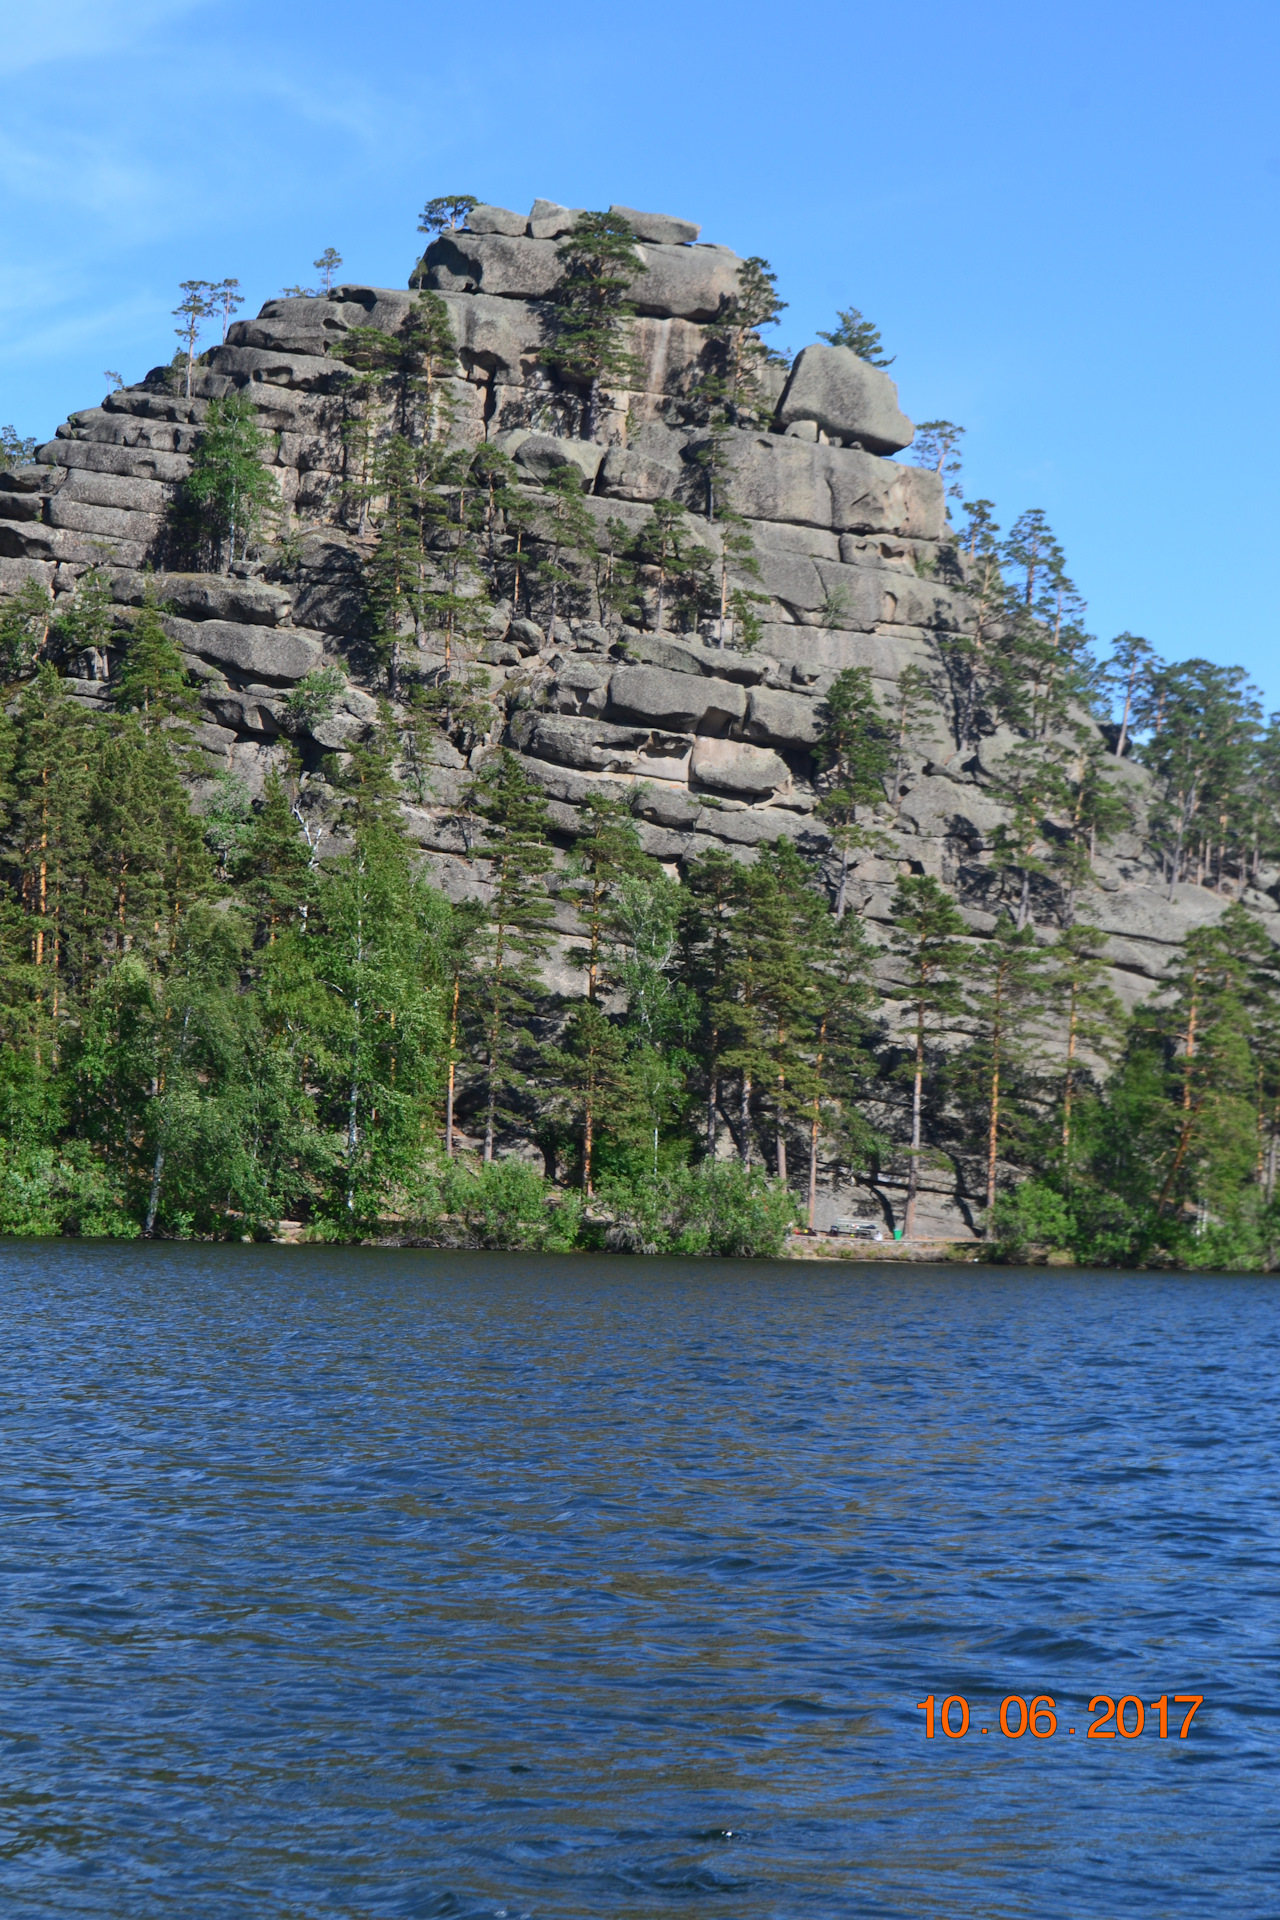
<box><xmin>2</xmin><ymin>196</ymin><xmax>1272</xmax><ymax>1228</ymax></box>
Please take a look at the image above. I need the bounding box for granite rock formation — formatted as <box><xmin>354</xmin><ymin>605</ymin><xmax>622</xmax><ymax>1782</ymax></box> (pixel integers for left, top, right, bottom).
<box><xmin>3</xmin><ymin>195</ymin><xmax>1273</xmax><ymax>1233</ymax></box>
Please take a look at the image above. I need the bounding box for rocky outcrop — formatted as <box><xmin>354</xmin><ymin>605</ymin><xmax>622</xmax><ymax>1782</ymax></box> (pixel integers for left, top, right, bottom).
<box><xmin>7</xmin><ymin>189</ymin><xmax>1277</xmax><ymax>1233</ymax></box>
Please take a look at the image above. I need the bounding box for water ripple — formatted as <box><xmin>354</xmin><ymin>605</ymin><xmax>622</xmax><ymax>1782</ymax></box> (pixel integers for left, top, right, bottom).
<box><xmin>0</xmin><ymin>1245</ymin><xmax>1275</xmax><ymax>1916</ymax></box>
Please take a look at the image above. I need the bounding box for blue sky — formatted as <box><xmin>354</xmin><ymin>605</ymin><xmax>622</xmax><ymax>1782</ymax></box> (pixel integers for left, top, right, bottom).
<box><xmin>3</xmin><ymin>0</ymin><xmax>1278</xmax><ymax>705</ymax></box>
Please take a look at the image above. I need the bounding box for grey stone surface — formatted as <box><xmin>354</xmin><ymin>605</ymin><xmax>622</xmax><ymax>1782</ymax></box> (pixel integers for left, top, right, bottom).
<box><xmin>112</xmin><ymin>571</ymin><xmax>291</xmax><ymax>626</ymax></box>
<box><xmin>0</xmin><ymin>558</ymin><xmax>55</xmax><ymax>593</ymax></box>
<box><xmin>607</xmin><ymin>664</ymin><xmax>746</xmax><ymax>731</ymax></box>
<box><xmin>509</xmin><ymin>713</ymin><xmax>654</xmax><ymax>771</ymax></box>
<box><xmin>0</xmin><ymin>493</ymin><xmax>44</xmax><ymax>522</ymax></box>
<box><xmin>163</xmin><ymin>616</ymin><xmax>323</xmax><ymax>682</ymax></box>
<box><xmin>694</xmin><ymin>803</ymin><xmax>825</xmax><ymax>848</ymax></box>
<box><xmin>598</xmin><ymin>445</ymin><xmax>686</xmax><ymax>503</ymax></box>
<box><xmin>469</xmin><ymin>204</ymin><xmax>527</xmax><ymax>236</ymax></box>
<box><xmin>777</xmin><ymin>345</ymin><xmax>915</xmax><ymax>455</ymax></box>
<box><xmin>527</xmin><ymin>200</ymin><xmax>584</xmax><ymax>239</ymax></box>
<box><xmin>690</xmin><ymin>737</ymin><xmax>790</xmax><ymax>798</ymax></box>
<box><xmin>1</xmin><ymin>465</ymin><xmax>52</xmax><ymax>493</ymax></box>
<box><xmin>618</xmin><ymin>630</ymin><xmax>767</xmax><ymax>685</ymax></box>
<box><xmin>37</xmin><ymin>440</ymin><xmax>191</xmax><ymax>483</ymax></box>
<box><xmin>682</xmin><ymin>430</ymin><xmax>946</xmax><ymax>538</ymax></box>
<box><xmin>609</xmin><ymin>205</ymin><xmax>701</xmax><ymax>246</ymax></box>
<box><xmin>744</xmin><ymin>685</ymin><xmax>821</xmax><ymax>748</ymax></box>
<box><xmin>420</xmin><ymin>233</ymin><xmax>563</xmax><ymax>300</ymax></box>
<box><xmin>208</xmin><ymin>345</ymin><xmax>350</xmax><ymax>393</ymax></box>
<box><xmin>629</xmin><ymin>243</ymin><xmax>744</xmax><ymax>322</ymax></box>
<box><xmin>290</xmin><ymin>538</ymin><xmax>366</xmax><ymax>634</ymax></box>
<box><xmin>435</xmin><ymin>291</ymin><xmax>545</xmax><ymax>380</ymax></box>
<box><xmin>58</xmin><ymin>470</ymin><xmax>172</xmax><ymax>514</ymax></box>
<box><xmin>47</xmin><ymin>498</ymin><xmax>164</xmax><ymax>545</ymax></box>
<box><xmin>494</xmin><ymin>431</ymin><xmax>604</xmax><ymax>485</ymax></box>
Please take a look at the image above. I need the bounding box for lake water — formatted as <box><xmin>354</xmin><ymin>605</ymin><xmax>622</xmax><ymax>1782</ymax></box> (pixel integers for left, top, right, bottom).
<box><xmin>1</xmin><ymin>1245</ymin><xmax>1276</xmax><ymax>1918</ymax></box>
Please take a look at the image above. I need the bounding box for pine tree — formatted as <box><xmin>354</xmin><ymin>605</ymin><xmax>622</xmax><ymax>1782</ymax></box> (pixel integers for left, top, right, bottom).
<box><xmin>304</xmin><ymin>821</ymin><xmax>447</xmax><ymax>1219</ymax></box>
<box><xmin>339</xmin><ymin>293</ymin><xmax>458</xmax><ymax>442</ymax></box>
<box><xmin>717</xmin><ymin>841</ymin><xmax>839</xmax><ymax>1185</ymax></box>
<box><xmin>210</xmin><ymin>278</ymin><xmax>243</xmax><ymax>342</ymax></box>
<box><xmin>703</xmin><ymin>255</ymin><xmax>787</xmax><ymax>424</ymax></box>
<box><xmin>180</xmin><ymin>392</ymin><xmax>279</xmax><ymax>570</ymax></box>
<box><xmin>418</xmin><ymin>195</ymin><xmax>478</xmax><ymax>238</ymax></box>
<box><xmin>438</xmin><ymin>898</ymin><xmax>487</xmax><ymax>1158</ymax></box>
<box><xmin>542</xmin><ymin>999</ymin><xmax>637</xmax><ymax>1193</ymax></box>
<box><xmin>0</xmin><ymin>580</ymin><xmax>53</xmax><ymax>677</ymax></box>
<box><xmin>678</xmin><ymin>848</ymin><xmax>742</xmax><ymax>1157</ymax></box>
<box><xmin>559</xmin><ymin>792</ymin><xmax>654</xmax><ymax>1002</ymax></box>
<box><xmin>51</xmin><ymin>568</ymin><xmax>115</xmax><ymax>679</ymax></box>
<box><xmin>630</xmin><ymin>498</ymin><xmax>715</xmax><ymax>633</ymax></box>
<box><xmin>1149</xmin><ymin>904</ymin><xmax>1271</xmax><ymax>1228</ymax></box>
<box><xmin>1043</xmin><ymin>924</ymin><xmax>1125</xmax><ymax>1171</ymax></box>
<box><xmin>7</xmin><ymin>667</ymin><xmax>91</xmax><ymax>1054</ymax></box>
<box><xmin>818</xmin><ymin>306</ymin><xmax>894</xmax><ymax>367</ymax></box>
<box><xmin>314</xmin><ymin>247</ymin><xmax>343</xmax><ymax>291</ymax></box>
<box><xmin>887</xmin><ymin>874</ymin><xmax>968</xmax><ymax>1238</ymax></box>
<box><xmin>887</xmin><ymin>664</ymin><xmax>941</xmax><ymax>816</ymax></box>
<box><xmin>110</xmin><ymin>593</ymin><xmax>202</xmax><ymax>740</ymax></box>
<box><xmin>1103</xmin><ymin>631</ymin><xmax>1158</xmax><ymax>758</ymax></box>
<box><xmin>363</xmin><ymin>434</ymin><xmax>434</xmax><ymax>690</ymax></box>
<box><xmin>814</xmin><ymin>666</ymin><xmax>893</xmax><ymax>916</ymax></box>
<box><xmin>912</xmin><ymin>420</ymin><xmax>965</xmax><ymax>497</ymax></box>
<box><xmin>987</xmin><ymin>738</ymin><xmax>1071</xmax><ymax>929</ymax></box>
<box><xmin>233</xmin><ymin>767</ymin><xmax>316</xmax><ymax>942</ymax></box>
<box><xmin>172</xmin><ymin>280</ymin><xmax>217</xmax><ymax>399</ymax></box>
<box><xmin>542</xmin><ymin>212</ymin><xmax>648</xmax><ymax>440</ymax></box>
<box><xmin>465</xmin><ymin>751</ymin><xmax>556</xmax><ymax>1161</ymax></box>
<box><xmin>530</xmin><ymin>464</ymin><xmax>597</xmax><ymax>632</ymax></box>
<box><xmin>961</xmin><ymin>913</ymin><xmax>1051</xmax><ymax>1212</ymax></box>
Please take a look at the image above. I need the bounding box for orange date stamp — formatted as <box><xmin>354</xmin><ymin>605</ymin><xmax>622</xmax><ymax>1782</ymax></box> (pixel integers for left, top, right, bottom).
<box><xmin>915</xmin><ymin>1694</ymin><xmax>1203</xmax><ymax>1740</ymax></box>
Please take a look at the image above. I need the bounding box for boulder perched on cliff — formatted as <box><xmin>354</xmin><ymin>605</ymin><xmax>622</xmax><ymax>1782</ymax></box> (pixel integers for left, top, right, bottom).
<box><xmin>777</xmin><ymin>345</ymin><xmax>915</xmax><ymax>456</ymax></box>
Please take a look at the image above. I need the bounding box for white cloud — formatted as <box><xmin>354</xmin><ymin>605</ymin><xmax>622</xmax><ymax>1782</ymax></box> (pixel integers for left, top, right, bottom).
<box><xmin>0</xmin><ymin>0</ymin><xmax>209</xmax><ymax>76</ymax></box>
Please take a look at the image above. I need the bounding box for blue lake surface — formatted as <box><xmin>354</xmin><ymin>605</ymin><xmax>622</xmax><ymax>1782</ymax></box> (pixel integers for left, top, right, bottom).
<box><xmin>0</xmin><ymin>1244</ymin><xmax>1276</xmax><ymax>1917</ymax></box>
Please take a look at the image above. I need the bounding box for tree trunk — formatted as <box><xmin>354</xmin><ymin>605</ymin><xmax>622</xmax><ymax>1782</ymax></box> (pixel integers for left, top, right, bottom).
<box><xmin>835</xmin><ymin>843</ymin><xmax>850</xmax><ymax>921</ymax></box>
<box><xmin>739</xmin><ymin>1073</ymin><xmax>752</xmax><ymax>1170</ymax></box>
<box><xmin>904</xmin><ymin>1012</ymin><xmax>924</xmax><ymax>1239</ymax></box>
<box><xmin>1062</xmin><ymin>982</ymin><xmax>1079</xmax><ymax>1165</ymax></box>
<box><xmin>144</xmin><ymin>1148</ymin><xmax>165</xmax><ymax>1237</ymax></box>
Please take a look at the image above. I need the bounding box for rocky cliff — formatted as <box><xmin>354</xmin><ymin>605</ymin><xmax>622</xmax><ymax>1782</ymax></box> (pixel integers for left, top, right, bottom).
<box><xmin>2</xmin><ymin>196</ymin><xmax>1270</xmax><ymax>1232</ymax></box>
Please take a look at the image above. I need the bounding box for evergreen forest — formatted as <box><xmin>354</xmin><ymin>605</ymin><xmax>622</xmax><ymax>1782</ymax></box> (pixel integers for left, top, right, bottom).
<box><xmin>4</xmin><ymin>212</ymin><xmax>1280</xmax><ymax>1267</ymax></box>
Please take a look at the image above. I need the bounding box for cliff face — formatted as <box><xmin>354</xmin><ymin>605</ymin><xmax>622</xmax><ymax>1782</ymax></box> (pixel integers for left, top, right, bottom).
<box><xmin>1</xmin><ymin>195</ymin><xmax>1272</xmax><ymax>1231</ymax></box>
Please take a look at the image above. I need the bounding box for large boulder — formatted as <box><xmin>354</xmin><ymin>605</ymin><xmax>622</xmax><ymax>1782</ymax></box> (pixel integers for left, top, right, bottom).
<box><xmin>208</xmin><ymin>345</ymin><xmax>350</xmax><ymax>394</ymax></box>
<box><xmin>683</xmin><ymin>430</ymin><xmax>945</xmax><ymax>539</ymax></box>
<box><xmin>629</xmin><ymin>244</ymin><xmax>744</xmax><ymax>322</ymax></box>
<box><xmin>527</xmin><ymin>199</ymin><xmax>584</xmax><ymax>239</ymax></box>
<box><xmin>37</xmin><ymin>439</ymin><xmax>191</xmax><ymax>483</ymax></box>
<box><xmin>508</xmin><ymin>713</ymin><xmax>653</xmax><ymax>771</ymax></box>
<box><xmin>416</xmin><ymin>233</ymin><xmax>744</xmax><ymax>322</ymax></box>
<box><xmin>56</xmin><ymin>470</ymin><xmax>172</xmax><ymax>514</ymax></box>
<box><xmin>609</xmin><ymin>205</ymin><xmax>701</xmax><ymax>246</ymax></box>
<box><xmin>228</xmin><ymin>295</ymin><xmax>373</xmax><ymax>356</ymax></box>
<box><xmin>744</xmin><ymin>686</ymin><xmax>822</xmax><ymax>749</ymax></box>
<box><xmin>46</xmin><ymin>497</ymin><xmax>164</xmax><ymax>545</ymax></box>
<box><xmin>112</xmin><ymin>571</ymin><xmax>291</xmax><ymax>626</ymax></box>
<box><xmin>777</xmin><ymin>346</ymin><xmax>915</xmax><ymax>455</ymax></box>
<box><xmin>434</xmin><ymin>291</ymin><xmax>545</xmax><ymax>381</ymax></box>
<box><xmin>607</xmin><ymin>664</ymin><xmax>745</xmax><ymax>731</ymax></box>
<box><xmin>162</xmin><ymin>616</ymin><xmax>323</xmax><ymax>682</ymax></box>
<box><xmin>417</xmin><ymin>233</ymin><xmax>562</xmax><ymax>300</ymax></box>
<box><xmin>492</xmin><ymin>431</ymin><xmax>603</xmax><ymax>485</ymax></box>
<box><xmin>691</xmin><ymin>737</ymin><xmax>791</xmax><ymax>798</ymax></box>
<box><xmin>468</xmin><ymin>204</ymin><xmax>527</xmax><ymax>236</ymax></box>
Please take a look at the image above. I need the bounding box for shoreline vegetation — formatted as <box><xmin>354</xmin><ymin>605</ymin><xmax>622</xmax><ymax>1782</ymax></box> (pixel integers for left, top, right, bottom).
<box><xmin>4</xmin><ymin>211</ymin><xmax>1280</xmax><ymax>1270</ymax></box>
